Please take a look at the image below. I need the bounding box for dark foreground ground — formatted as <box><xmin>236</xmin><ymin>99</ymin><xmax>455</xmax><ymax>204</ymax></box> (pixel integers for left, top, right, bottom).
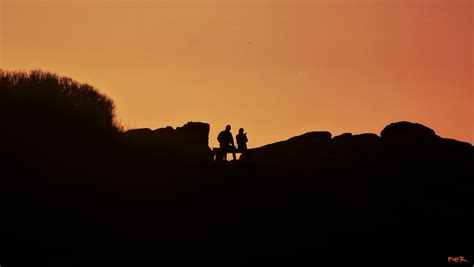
<box><xmin>1</xmin><ymin>125</ymin><xmax>473</xmax><ymax>267</ymax></box>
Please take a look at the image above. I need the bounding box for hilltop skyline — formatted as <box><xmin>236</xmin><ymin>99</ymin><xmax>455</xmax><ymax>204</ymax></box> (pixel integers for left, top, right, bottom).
<box><xmin>1</xmin><ymin>0</ymin><xmax>472</xmax><ymax>147</ymax></box>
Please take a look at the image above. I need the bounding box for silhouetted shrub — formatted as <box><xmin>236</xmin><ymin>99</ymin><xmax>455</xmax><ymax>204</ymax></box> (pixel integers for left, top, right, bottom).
<box><xmin>0</xmin><ymin>69</ymin><xmax>120</xmax><ymax>161</ymax></box>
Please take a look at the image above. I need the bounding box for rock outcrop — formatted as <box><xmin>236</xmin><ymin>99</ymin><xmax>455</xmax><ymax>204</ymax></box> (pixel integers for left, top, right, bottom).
<box><xmin>380</xmin><ymin>121</ymin><xmax>440</xmax><ymax>144</ymax></box>
<box><xmin>241</xmin><ymin>121</ymin><xmax>472</xmax><ymax>176</ymax></box>
<box><xmin>122</xmin><ymin>122</ymin><xmax>212</xmax><ymax>162</ymax></box>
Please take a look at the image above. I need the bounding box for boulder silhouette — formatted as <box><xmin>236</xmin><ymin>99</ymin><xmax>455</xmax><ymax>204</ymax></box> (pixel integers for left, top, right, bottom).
<box><xmin>123</xmin><ymin>122</ymin><xmax>212</xmax><ymax>161</ymax></box>
<box><xmin>286</xmin><ymin>131</ymin><xmax>332</xmax><ymax>145</ymax></box>
<box><xmin>440</xmin><ymin>137</ymin><xmax>472</xmax><ymax>153</ymax></box>
<box><xmin>123</xmin><ymin>128</ymin><xmax>154</xmax><ymax>143</ymax></box>
<box><xmin>241</xmin><ymin>122</ymin><xmax>472</xmax><ymax>177</ymax></box>
<box><xmin>381</xmin><ymin>121</ymin><xmax>440</xmax><ymax>144</ymax></box>
<box><xmin>332</xmin><ymin>132</ymin><xmax>353</xmax><ymax>144</ymax></box>
<box><xmin>333</xmin><ymin>133</ymin><xmax>380</xmax><ymax>147</ymax></box>
<box><xmin>377</xmin><ymin>122</ymin><xmax>472</xmax><ymax>176</ymax></box>
<box><xmin>241</xmin><ymin>131</ymin><xmax>332</xmax><ymax>171</ymax></box>
<box><xmin>330</xmin><ymin>133</ymin><xmax>381</xmax><ymax>167</ymax></box>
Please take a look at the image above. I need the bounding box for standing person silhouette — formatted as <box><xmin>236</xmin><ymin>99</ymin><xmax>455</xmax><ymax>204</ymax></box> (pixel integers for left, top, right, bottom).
<box><xmin>236</xmin><ymin>128</ymin><xmax>248</xmax><ymax>152</ymax></box>
<box><xmin>217</xmin><ymin>125</ymin><xmax>236</xmax><ymax>161</ymax></box>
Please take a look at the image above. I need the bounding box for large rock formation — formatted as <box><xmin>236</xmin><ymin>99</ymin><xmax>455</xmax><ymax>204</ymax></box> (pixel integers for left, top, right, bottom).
<box><xmin>240</xmin><ymin>131</ymin><xmax>332</xmax><ymax>171</ymax></box>
<box><xmin>332</xmin><ymin>133</ymin><xmax>380</xmax><ymax>148</ymax></box>
<box><xmin>122</xmin><ymin>122</ymin><xmax>212</xmax><ymax>162</ymax></box>
<box><xmin>380</xmin><ymin>121</ymin><xmax>440</xmax><ymax>144</ymax></box>
<box><xmin>241</xmin><ymin>121</ymin><xmax>473</xmax><ymax>176</ymax></box>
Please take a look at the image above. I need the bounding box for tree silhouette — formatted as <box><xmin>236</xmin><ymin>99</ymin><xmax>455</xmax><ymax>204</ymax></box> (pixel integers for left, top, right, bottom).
<box><xmin>0</xmin><ymin>69</ymin><xmax>120</xmax><ymax>140</ymax></box>
<box><xmin>0</xmin><ymin>69</ymin><xmax>121</xmax><ymax>172</ymax></box>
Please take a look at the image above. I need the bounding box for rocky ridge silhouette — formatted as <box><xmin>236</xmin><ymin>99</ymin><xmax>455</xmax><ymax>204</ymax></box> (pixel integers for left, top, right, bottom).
<box><xmin>1</xmin><ymin>70</ymin><xmax>473</xmax><ymax>267</ymax></box>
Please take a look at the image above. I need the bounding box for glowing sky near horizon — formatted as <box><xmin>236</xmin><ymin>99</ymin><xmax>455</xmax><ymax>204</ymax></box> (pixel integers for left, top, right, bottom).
<box><xmin>1</xmin><ymin>0</ymin><xmax>472</xmax><ymax>147</ymax></box>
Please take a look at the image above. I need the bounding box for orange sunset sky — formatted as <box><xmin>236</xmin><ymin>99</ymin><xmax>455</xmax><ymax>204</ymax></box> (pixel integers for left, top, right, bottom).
<box><xmin>1</xmin><ymin>0</ymin><xmax>472</xmax><ymax>147</ymax></box>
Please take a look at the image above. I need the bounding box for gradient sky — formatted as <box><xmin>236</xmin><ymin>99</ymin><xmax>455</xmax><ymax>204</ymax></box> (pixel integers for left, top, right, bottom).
<box><xmin>1</xmin><ymin>0</ymin><xmax>472</xmax><ymax>147</ymax></box>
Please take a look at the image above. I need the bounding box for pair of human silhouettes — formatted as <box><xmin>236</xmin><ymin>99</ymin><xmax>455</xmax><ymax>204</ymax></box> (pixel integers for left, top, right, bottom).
<box><xmin>217</xmin><ymin>125</ymin><xmax>248</xmax><ymax>161</ymax></box>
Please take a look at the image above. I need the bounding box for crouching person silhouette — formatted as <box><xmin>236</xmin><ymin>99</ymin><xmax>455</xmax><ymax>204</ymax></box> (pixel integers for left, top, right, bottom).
<box><xmin>217</xmin><ymin>125</ymin><xmax>236</xmax><ymax>161</ymax></box>
<box><xmin>236</xmin><ymin>128</ymin><xmax>248</xmax><ymax>153</ymax></box>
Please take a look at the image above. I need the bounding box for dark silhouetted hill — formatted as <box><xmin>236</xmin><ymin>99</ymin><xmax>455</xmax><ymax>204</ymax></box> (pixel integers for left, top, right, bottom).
<box><xmin>1</xmin><ymin>70</ymin><xmax>473</xmax><ymax>267</ymax></box>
